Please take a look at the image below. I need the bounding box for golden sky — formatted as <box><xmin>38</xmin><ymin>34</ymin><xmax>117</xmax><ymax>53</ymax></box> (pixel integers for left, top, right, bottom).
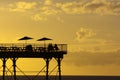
<box><xmin>0</xmin><ymin>0</ymin><xmax>120</xmax><ymax>76</ymax></box>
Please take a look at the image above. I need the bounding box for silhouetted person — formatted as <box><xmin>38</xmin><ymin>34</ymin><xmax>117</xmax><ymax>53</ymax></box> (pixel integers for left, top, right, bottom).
<box><xmin>26</xmin><ymin>45</ymin><xmax>33</xmax><ymax>52</ymax></box>
<box><xmin>47</xmin><ymin>43</ymin><xmax>53</xmax><ymax>52</ymax></box>
<box><xmin>54</xmin><ymin>44</ymin><xmax>59</xmax><ymax>51</ymax></box>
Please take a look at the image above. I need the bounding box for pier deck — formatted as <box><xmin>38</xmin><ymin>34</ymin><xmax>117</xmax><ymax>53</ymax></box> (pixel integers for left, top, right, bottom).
<box><xmin>0</xmin><ymin>43</ymin><xmax>67</xmax><ymax>58</ymax></box>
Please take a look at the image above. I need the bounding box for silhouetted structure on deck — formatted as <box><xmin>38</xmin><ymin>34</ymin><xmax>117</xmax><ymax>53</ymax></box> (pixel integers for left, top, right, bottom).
<box><xmin>0</xmin><ymin>43</ymin><xmax>67</xmax><ymax>80</ymax></box>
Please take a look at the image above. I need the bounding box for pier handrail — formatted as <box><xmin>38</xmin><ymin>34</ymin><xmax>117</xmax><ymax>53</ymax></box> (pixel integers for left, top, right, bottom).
<box><xmin>0</xmin><ymin>43</ymin><xmax>67</xmax><ymax>53</ymax></box>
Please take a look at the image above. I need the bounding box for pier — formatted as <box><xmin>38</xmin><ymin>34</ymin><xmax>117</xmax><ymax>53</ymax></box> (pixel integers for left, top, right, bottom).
<box><xmin>0</xmin><ymin>43</ymin><xmax>67</xmax><ymax>80</ymax></box>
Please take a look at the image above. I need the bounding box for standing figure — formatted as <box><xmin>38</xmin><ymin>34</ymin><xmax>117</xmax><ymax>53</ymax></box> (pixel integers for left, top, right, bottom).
<box><xmin>47</xmin><ymin>43</ymin><xmax>53</xmax><ymax>52</ymax></box>
<box><xmin>26</xmin><ymin>44</ymin><xmax>33</xmax><ymax>52</ymax></box>
<box><xmin>54</xmin><ymin>44</ymin><xmax>59</xmax><ymax>52</ymax></box>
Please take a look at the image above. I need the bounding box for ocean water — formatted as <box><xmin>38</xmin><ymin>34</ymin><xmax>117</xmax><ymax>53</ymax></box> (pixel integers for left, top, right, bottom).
<box><xmin>0</xmin><ymin>75</ymin><xmax>120</xmax><ymax>80</ymax></box>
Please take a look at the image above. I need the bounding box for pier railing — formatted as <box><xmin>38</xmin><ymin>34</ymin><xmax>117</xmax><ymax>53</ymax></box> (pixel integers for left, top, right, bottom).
<box><xmin>0</xmin><ymin>43</ymin><xmax>67</xmax><ymax>54</ymax></box>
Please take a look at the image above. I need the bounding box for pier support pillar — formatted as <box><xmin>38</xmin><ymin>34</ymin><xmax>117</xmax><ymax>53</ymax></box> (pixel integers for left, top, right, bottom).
<box><xmin>1</xmin><ymin>58</ymin><xmax>8</xmax><ymax>80</ymax></box>
<box><xmin>11</xmin><ymin>58</ymin><xmax>18</xmax><ymax>80</ymax></box>
<box><xmin>44</xmin><ymin>58</ymin><xmax>51</xmax><ymax>80</ymax></box>
<box><xmin>56</xmin><ymin>57</ymin><xmax>63</xmax><ymax>80</ymax></box>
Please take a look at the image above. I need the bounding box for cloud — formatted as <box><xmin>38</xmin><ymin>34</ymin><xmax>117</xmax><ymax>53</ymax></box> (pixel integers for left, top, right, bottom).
<box><xmin>76</xmin><ymin>28</ymin><xmax>96</xmax><ymax>41</ymax></box>
<box><xmin>31</xmin><ymin>14</ymin><xmax>47</xmax><ymax>21</ymax></box>
<box><xmin>65</xmin><ymin>50</ymin><xmax>120</xmax><ymax>66</ymax></box>
<box><xmin>56</xmin><ymin>0</ymin><xmax>120</xmax><ymax>15</ymax></box>
<box><xmin>7</xmin><ymin>1</ymin><xmax>60</xmax><ymax>21</ymax></box>
<box><xmin>44</xmin><ymin>0</ymin><xmax>52</xmax><ymax>5</ymax></box>
<box><xmin>7</xmin><ymin>0</ymin><xmax>120</xmax><ymax>15</ymax></box>
<box><xmin>0</xmin><ymin>0</ymin><xmax>120</xmax><ymax>21</ymax></box>
<box><xmin>9</xmin><ymin>2</ymin><xmax>37</xmax><ymax>12</ymax></box>
<box><xmin>40</xmin><ymin>6</ymin><xmax>60</xmax><ymax>15</ymax></box>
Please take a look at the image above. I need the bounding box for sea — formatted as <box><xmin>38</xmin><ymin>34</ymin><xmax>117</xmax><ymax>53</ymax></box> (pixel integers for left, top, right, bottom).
<box><xmin>0</xmin><ymin>75</ymin><xmax>120</xmax><ymax>80</ymax></box>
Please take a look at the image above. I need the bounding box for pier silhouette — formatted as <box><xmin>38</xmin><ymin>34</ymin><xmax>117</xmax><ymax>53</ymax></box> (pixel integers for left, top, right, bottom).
<box><xmin>0</xmin><ymin>38</ymin><xmax>67</xmax><ymax>80</ymax></box>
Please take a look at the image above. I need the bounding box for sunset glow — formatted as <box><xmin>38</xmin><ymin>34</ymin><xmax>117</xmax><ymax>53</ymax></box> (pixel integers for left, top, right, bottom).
<box><xmin>0</xmin><ymin>0</ymin><xmax>120</xmax><ymax>76</ymax></box>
